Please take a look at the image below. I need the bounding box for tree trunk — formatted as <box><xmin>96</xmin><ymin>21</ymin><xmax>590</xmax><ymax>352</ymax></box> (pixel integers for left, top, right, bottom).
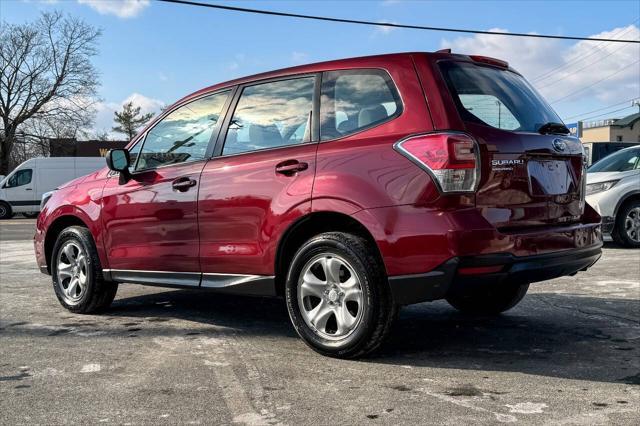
<box><xmin>0</xmin><ymin>129</ymin><xmax>15</xmax><ymax>176</ymax></box>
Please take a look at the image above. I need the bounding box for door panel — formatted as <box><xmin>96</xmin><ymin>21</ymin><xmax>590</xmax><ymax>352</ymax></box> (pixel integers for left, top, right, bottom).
<box><xmin>3</xmin><ymin>168</ymin><xmax>37</xmax><ymax>210</ymax></box>
<box><xmin>101</xmin><ymin>161</ymin><xmax>206</xmax><ymax>274</ymax></box>
<box><xmin>100</xmin><ymin>90</ymin><xmax>232</xmax><ymax>276</ymax></box>
<box><xmin>198</xmin><ymin>75</ymin><xmax>318</xmax><ymax>276</ymax></box>
<box><xmin>198</xmin><ymin>144</ymin><xmax>317</xmax><ymax>276</ymax></box>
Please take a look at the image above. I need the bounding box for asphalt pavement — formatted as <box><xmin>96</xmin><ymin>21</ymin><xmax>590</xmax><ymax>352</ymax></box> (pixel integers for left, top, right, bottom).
<box><xmin>0</xmin><ymin>219</ymin><xmax>639</xmax><ymax>425</ymax></box>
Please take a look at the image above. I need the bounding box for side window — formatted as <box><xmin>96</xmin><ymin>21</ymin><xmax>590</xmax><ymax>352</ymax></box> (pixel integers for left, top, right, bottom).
<box><xmin>4</xmin><ymin>169</ymin><xmax>32</xmax><ymax>188</ymax></box>
<box><xmin>223</xmin><ymin>76</ymin><xmax>315</xmax><ymax>155</ymax></box>
<box><xmin>136</xmin><ymin>91</ymin><xmax>230</xmax><ymax>171</ymax></box>
<box><xmin>320</xmin><ymin>69</ymin><xmax>402</xmax><ymax>141</ymax></box>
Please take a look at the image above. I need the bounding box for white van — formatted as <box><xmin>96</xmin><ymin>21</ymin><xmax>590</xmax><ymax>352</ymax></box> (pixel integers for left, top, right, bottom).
<box><xmin>0</xmin><ymin>157</ymin><xmax>105</xmax><ymax>219</ymax></box>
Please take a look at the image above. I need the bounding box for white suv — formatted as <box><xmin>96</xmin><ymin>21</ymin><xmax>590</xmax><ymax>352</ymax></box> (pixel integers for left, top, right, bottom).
<box><xmin>586</xmin><ymin>145</ymin><xmax>640</xmax><ymax>248</ymax></box>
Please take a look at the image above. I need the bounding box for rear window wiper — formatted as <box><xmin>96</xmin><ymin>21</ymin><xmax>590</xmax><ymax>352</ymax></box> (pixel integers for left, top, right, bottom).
<box><xmin>538</xmin><ymin>122</ymin><xmax>570</xmax><ymax>135</ymax></box>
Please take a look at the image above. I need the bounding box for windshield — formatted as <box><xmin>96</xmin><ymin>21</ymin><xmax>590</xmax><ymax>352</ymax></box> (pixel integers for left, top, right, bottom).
<box><xmin>589</xmin><ymin>148</ymin><xmax>640</xmax><ymax>172</ymax></box>
<box><xmin>439</xmin><ymin>61</ymin><xmax>563</xmax><ymax>133</ymax></box>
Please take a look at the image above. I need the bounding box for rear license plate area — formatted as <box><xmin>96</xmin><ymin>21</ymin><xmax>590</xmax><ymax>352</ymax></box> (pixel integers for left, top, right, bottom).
<box><xmin>528</xmin><ymin>160</ymin><xmax>574</xmax><ymax>196</ymax></box>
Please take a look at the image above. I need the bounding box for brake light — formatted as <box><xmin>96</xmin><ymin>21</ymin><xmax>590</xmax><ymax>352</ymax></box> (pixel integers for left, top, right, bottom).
<box><xmin>393</xmin><ymin>133</ymin><xmax>480</xmax><ymax>193</ymax></box>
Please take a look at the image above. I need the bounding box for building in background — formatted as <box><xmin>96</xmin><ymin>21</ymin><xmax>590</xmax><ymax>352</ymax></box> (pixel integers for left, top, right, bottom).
<box><xmin>49</xmin><ymin>138</ymin><xmax>128</xmax><ymax>157</ymax></box>
<box><xmin>580</xmin><ymin>112</ymin><xmax>640</xmax><ymax>143</ymax></box>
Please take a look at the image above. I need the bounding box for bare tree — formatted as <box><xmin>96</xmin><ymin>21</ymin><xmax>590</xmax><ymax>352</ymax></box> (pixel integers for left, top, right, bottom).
<box><xmin>112</xmin><ymin>101</ymin><xmax>154</xmax><ymax>140</ymax></box>
<box><xmin>0</xmin><ymin>11</ymin><xmax>101</xmax><ymax>174</ymax></box>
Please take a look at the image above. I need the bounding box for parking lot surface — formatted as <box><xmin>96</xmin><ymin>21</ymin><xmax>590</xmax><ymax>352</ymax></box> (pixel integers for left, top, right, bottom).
<box><xmin>1</xmin><ymin>218</ymin><xmax>639</xmax><ymax>425</ymax></box>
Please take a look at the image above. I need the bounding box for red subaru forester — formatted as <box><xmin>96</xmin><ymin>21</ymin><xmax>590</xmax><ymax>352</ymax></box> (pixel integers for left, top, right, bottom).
<box><xmin>35</xmin><ymin>52</ymin><xmax>602</xmax><ymax>358</ymax></box>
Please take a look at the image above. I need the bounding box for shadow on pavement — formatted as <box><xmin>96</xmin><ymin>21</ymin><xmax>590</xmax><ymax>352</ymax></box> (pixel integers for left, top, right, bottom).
<box><xmin>6</xmin><ymin>287</ymin><xmax>637</xmax><ymax>385</ymax></box>
<box><xmin>100</xmin><ymin>288</ymin><xmax>640</xmax><ymax>385</ymax></box>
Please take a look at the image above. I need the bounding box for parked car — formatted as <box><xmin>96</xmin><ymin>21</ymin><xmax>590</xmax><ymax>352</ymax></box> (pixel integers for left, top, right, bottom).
<box><xmin>0</xmin><ymin>157</ymin><xmax>106</xmax><ymax>219</ymax></box>
<box><xmin>35</xmin><ymin>52</ymin><xmax>602</xmax><ymax>358</ymax></box>
<box><xmin>583</xmin><ymin>141</ymin><xmax>639</xmax><ymax>167</ymax></box>
<box><xmin>586</xmin><ymin>145</ymin><xmax>640</xmax><ymax>247</ymax></box>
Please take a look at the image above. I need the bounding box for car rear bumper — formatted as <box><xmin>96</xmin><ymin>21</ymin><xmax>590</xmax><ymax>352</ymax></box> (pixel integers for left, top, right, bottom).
<box><xmin>388</xmin><ymin>243</ymin><xmax>602</xmax><ymax>305</ymax></box>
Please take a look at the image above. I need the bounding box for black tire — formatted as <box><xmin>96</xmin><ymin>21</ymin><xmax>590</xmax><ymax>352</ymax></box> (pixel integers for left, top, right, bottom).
<box><xmin>446</xmin><ymin>282</ymin><xmax>529</xmax><ymax>315</ymax></box>
<box><xmin>22</xmin><ymin>212</ymin><xmax>39</xmax><ymax>219</ymax></box>
<box><xmin>612</xmin><ymin>200</ymin><xmax>640</xmax><ymax>248</ymax></box>
<box><xmin>0</xmin><ymin>201</ymin><xmax>12</xmax><ymax>220</ymax></box>
<box><xmin>51</xmin><ymin>226</ymin><xmax>118</xmax><ymax>313</ymax></box>
<box><xmin>285</xmin><ymin>232</ymin><xmax>396</xmax><ymax>359</ymax></box>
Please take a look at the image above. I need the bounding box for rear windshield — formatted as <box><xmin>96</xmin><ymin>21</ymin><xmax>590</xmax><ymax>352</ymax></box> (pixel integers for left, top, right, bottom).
<box><xmin>439</xmin><ymin>61</ymin><xmax>562</xmax><ymax>133</ymax></box>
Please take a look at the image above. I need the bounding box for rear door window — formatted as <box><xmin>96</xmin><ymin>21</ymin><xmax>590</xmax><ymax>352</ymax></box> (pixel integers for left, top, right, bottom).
<box><xmin>222</xmin><ymin>76</ymin><xmax>316</xmax><ymax>156</ymax></box>
<box><xmin>320</xmin><ymin>69</ymin><xmax>402</xmax><ymax>140</ymax></box>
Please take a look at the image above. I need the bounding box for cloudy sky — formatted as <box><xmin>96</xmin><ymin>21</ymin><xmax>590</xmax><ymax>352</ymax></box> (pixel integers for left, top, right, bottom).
<box><xmin>4</xmin><ymin>0</ymin><xmax>639</xmax><ymax>136</ymax></box>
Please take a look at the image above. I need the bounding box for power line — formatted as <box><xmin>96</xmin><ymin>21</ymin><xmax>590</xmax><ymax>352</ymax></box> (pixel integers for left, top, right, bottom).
<box><xmin>156</xmin><ymin>0</ymin><xmax>640</xmax><ymax>43</ymax></box>
<box><xmin>532</xmin><ymin>22</ymin><xmax>638</xmax><ymax>82</ymax></box>
<box><xmin>549</xmin><ymin>60</ymin><xmax>640</xmax><ymax>104</ymax></box>
<box><xmin>562</xmin><ymin>98</ymin><xmax>640</xmax><ymax>120</ymax></box>
<box><xmin>535</xmin><ymin>41</ymin><xmax>633</xmax><ymax>90</ymax></box>
<box><xmin>575</xmin><ymin>105</ymin><xmax>637</xmax><ymax>122</ymax></box>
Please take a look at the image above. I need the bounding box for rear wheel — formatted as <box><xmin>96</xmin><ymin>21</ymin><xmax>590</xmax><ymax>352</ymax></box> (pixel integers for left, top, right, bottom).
<box><xmin>22</xmin><ymin>212</ymin><xmax>39</xmax><ymax>219</ymax></box>
<box><xmin>285</xmin><ymin>232</ymin><xmax>395</xmax><ymax>358</ymax></box>
<box><xmin>51</xmin><ymin>226</ymin><xmax>118</xmax><ymax>313</ymax></box>
<box><xmin>612</xmin><ymin>200</ymin><xmax>640</xmax><ymax>248</ymax></box>
<box><xmin>446</xmin><ymin>282</ymin><xmax>529</xmax><ymax>315</ymax></box>
<box><xmin>0</xmin><ymin>201</ymin><xmax>12</xmax><ymax>220</ymax></box>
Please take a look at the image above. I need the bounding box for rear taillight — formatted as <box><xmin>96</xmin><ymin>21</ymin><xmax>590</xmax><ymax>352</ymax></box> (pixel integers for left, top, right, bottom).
<box><xmin>394</xmin><ymin>132</ymin><xmax>480</xmax><ymax>193</ymax></box>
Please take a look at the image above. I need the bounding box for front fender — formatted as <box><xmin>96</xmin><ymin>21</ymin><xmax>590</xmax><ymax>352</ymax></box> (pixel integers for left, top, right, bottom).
<box><xmin>37</xmin><ymin>178</ymin><xmax>108</xmax><ymax>271</ymax></box>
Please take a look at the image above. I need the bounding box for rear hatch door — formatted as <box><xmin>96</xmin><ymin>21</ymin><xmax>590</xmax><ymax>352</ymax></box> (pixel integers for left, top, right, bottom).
<box><xmin>469</xmin><ymin>123</ymin><xmax>584</xmax><ymax>229</ymax></box>
<box><xmin>438</xmin><ymin>59</ymin><xmax>585</xmax><ymax>229</ymax></box>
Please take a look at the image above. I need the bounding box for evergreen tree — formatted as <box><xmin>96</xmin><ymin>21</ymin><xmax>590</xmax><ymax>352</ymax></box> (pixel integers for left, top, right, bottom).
<box><xmin>112</xmin><ymin>102</ymin><xmax>154</xmax><ymax>140</ymax></box>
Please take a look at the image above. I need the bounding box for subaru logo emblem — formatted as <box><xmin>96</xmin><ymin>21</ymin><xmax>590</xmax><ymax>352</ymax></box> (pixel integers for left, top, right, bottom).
<box><xmin>553</xmin><ymin>138</ymin><xmax>566</xmax><ymax>152</ymax></box>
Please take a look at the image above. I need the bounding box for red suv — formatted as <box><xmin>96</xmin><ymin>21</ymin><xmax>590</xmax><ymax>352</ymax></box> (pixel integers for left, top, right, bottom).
<box><xmin>35</xmin><ymin>52</ymin><xmax>602</xmax><ymax>358</ymax></box>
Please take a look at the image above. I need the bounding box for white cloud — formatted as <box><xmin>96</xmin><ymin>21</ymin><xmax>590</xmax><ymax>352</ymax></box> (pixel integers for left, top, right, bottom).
<box><xmin>291</xmin><ymin>51</ymin><xmax>309</xmax><ymax>64</ymax></box>
<box><xmin>94</xmin><ymin>93</ymin><xmax>165</xmax><ymax>137</ymax></box>
<box><xmin>77</xmin><ymin>0</ymin><xmax>150</xmax><ymax>19</ymax></box>
<box><xmin>373</xmin><ymin>21</ymin><xmax>397</xmax><ymax>36</ymax></box>
<box><xmin>441</xmin><ymin>25</ymin><xmax>640</xmax><ymax>108</ymax></box>
<box><xmin>225</xmin><ymin>53</ymin><xmax>247</xmax><ymax>72</ymax></box>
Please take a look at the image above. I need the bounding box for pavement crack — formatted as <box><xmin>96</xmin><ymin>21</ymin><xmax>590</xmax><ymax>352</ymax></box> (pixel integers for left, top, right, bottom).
<box><xmin>537</xmin><ymin>296</ymin><xmax>640</xmax><ymax>325</ymax></box>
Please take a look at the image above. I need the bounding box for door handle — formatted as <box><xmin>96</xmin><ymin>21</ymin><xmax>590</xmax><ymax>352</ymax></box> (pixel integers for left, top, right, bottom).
<box><xmin>172</xmin><ymin>177</ymin><xmax>197</xmax><ymax>192</ymax></box>
<box><xmin>275</xmin><ymin>160</ymin><xmax>308</xmax><ymax>176</ymax></box>
<box><xmin>25</xmin><ymin>188</ymin><xmax>33</xmax><ymax>191</ymax></box>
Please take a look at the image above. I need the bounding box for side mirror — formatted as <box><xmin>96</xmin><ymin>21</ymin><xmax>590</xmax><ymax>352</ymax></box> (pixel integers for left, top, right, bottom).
<box><xmin>106</xmin><ymin>149</ymin><xmax>131</xmax><ymax>184</ymax></box>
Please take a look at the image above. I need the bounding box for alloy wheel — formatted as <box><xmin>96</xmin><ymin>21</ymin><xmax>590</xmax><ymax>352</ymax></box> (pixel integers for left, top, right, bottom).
<box><xmin>56</xmin><ymin>241</ymin><xmax>88</xmax><ymax>305</ymax></box>
<box><xmin>297</xmin><ymin>253</ymin><xmax>365</xmax><ymax>340</ymax></box>
<box><xmin>625</xmin><ymin>207</ymin><xmax>640</xmax><ymax>243</ymax></box>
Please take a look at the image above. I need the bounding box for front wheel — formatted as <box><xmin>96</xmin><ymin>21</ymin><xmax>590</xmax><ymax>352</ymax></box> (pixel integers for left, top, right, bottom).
<box><xmin>0</xmin><ymin>201</ymin><xmax>12</xmax><ymax>220</ymax></box>
<box><xmin>285</xmin><ymin>232</ymin><xmax>396</xmax><ymax>358</ymax></box>
<box><xmin>446</xmin><ymin>282</ymin><xmax>529</xmax><ymax>315</ymax></box>
<box><xmin>51</xmin><ymin>226</ymin><xmax>118</xmax><ymax>313</ymax></box>
<box><xmin>612</xmin><ymin>201</ymin><xmax>640</xmax><ymax>248</ymax></box>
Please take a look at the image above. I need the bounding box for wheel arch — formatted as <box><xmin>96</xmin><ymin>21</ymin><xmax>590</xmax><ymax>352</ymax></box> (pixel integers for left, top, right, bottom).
<box><xmin>274</xmin><ymin>211</ymin><xmax>385</xmax><ymax>296</ymax></box>
<box><xmin>614</xmin><ymin>190</ymin><xmax>640</xmax><ymax>220</ymax></box>
<box><xmin>44</xmin><ymin>215</ymin><xmax>91</xmax><ymax>274</ymax></box>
